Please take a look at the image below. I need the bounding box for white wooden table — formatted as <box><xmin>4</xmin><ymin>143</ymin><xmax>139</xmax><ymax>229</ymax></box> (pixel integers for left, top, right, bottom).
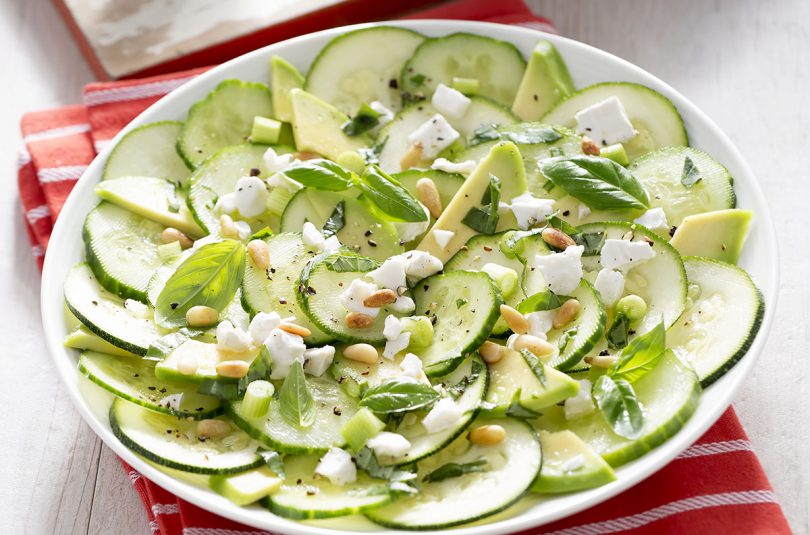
<box><xmin>3</xmin><ymin>0</ymin><xmax>807</xmax><ymax>533</ymax></box>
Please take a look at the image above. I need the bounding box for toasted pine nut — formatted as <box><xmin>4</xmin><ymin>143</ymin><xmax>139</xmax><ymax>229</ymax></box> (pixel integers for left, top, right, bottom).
<box><xmin>469</xmin><ymin>424</ymin><xmax>506</xmax><ymax>445</ymax></box>
<box><xmin>161</xmin><ymin>227</ymin><xmax>193</xmax><ymax>249</ymax></box>
<box><xmin>400</xmin><ymin>143</ymin><xmax>423</xmax><ymax>171</ymax></box>
<box><xmin>293</xmin><ymin>151</ymin><xmax>320</xmax><ymax>161</ymax></box>
<box><xmin>216</xmin><ymin>359</ymin><xmax>249</xmax><ymax>378</ymax></box>
<box><xmin>219</xmin><ymin>214</ymin><xmax>238</xmax><ymax>239</ymax></box>
<box><xmin>247</xmin><ymin>240</ymin><xmax>270</xmax><ymax>270</ymax></box>
<box><xmin>553</xmin><ymin>299</ymin><xmax>581</xmax><ymax>329</ymax></box>
<box><xmin>581</xmin><ymin>136</ymin><xmax>601</xmax><ymax>156</ymax></box>
<box><xmin>513</xmin><ymin>334</ymin><xmax>555</xmax><ymax>357</ymax></box>
<box><xmin>177</xmin><ymin>353</ymin><xmax>199</xmax><ymax>376</ymax></box>
<box><xmin>541</xmin><ymin>227</ymin><xmax>576</xmax><ymax>250</ymax></box>
<box><xmin>397</xmin><ymin>286</ymin><xmax>408</xmax><ymax>296</ymax></box>
<box><xmin>415</xmin><ymin>177</ymin><xmax>443</xmax><ymax>218</ymax></box>
<box><xmin>584</xmin><ymin>354</ymin><xmax>617</xmax><ymax>368</ymax></box>
<box><xmin>500</xmin><ymin>304</ymin><xmax>529</xmax><ymax>334</ymax></box>
<box><xmin>479</xmin><ymin>341</ymin><xmax>506</xmax><ymax>364</ymax></box>
<box><xmin>279</xmin><ymin>323</ymin><xmax>312</xmax><ymax>338</ymax></box>
<box><xmin>363</xmin><ymin>289</ymin><xmax>397</xmax><ymax>308</ymax></box>
<box><xmin>622</xmin><ymin>230</ymin><xmax>634</xmax><ymax>241</ymax></box>
<box><xmin>186</xmin><ymin>305</ymin><xmax>219</xmax><ymax>327</ymax></box>
<box><xmin>196</xmin><ymin>419</ymin><xmax>231</xmax><ymax>439</ymax></box>
<box><xmin>346</xmin><ymin>312</ymin><xmax>375</xmax><ymax>329</ymax></box>
<box><xmin>343</xmin><ymin>343</ymin><xmax>378</xmax><ymax>364</ymax></box>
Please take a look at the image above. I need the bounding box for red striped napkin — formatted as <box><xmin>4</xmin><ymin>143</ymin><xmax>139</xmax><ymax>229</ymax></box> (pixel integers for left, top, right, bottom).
<box><xmin>19</xmin><ymin>0</ymin><xmax>791</xmax><ymax>532</ymax></box>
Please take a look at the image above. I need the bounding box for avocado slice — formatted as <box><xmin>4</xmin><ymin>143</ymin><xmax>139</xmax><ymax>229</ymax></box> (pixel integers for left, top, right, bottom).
<box><xmin>531</xmin><ymin>430</ymin><xmax>617</xmax><ymax>493</ymax></box>
<box><xmin>485</xmin><ymin>347</ymin><xmax>579</xmax><ymax>412</ymax></box>
<box><xmin>289</xmin><ymin>89</ymin><xmax>370</xmax><ymax>160</ymax></box>
<box><xmin>416</xmin><ymin>141</ymin><xmax>527</xmax><ymax>262</ymax></box>
<box><xmin>64</xmin><ymin>325</ymin><xmax>138</xmax><ymax>358</ymax></box>
<box><xmin>210</xmin><ymin>466</ymin><xmax>282</xmax><ymax>506</ymax></box>
<box><xmin>155</xmin><ymin>339</ymin><xmax>224</xmax><ymax>383</ymax></box>
<box><xmin>670</xmin><ymin>209</ymin><xmax>752</xmax><ymax>264</ymax></box>
<box><xmin>270</xmin><ymin>56</ymin><xmax>305</xmax><ymax>123</ymax></box>
<box><xmin>512</xmin><ymin>40</ymin><xmax>575</xmax><ymax>121</ymax></box>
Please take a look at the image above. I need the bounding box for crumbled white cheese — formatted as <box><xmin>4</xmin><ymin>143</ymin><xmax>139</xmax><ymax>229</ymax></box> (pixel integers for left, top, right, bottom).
<box><xmin>216</xmin><ymin>320</ymin><xmax>252</xmax><ymax>353</ymax></box>
<box><xmin>561</xmin><ymin>453</ymin><xmax>587</xmax><ymax>473</ymax></box>
<box><xmin>265</xmin><ymin>328</ymin><xmax>306</xmax><ymax>380</ymax></box>
<box><xmin>322</xmin><ymin>235</ymin><xmax>342</xmax><ymax>253</ymax></box>
<box><xmin>400</xmin><ymin>352</ymin><xmax>427</xmax><ymax>382</ymax></box>
<box><xmin>369</xmin><ymin>101</ymin><xmax>394</xmax><ymax>126</ymax></box>
<box><xmin>532</xmin><ymin>245</ymin><xmax>584</xmax><ymax>295</ymax></box>
<box><xmin>368</xmin><ymin>257</ymin><xmax>407</xmax><ymax>291</ymax></box>
<box><xmin>215</xmin><ymin>192</ymin><xmax>237</xmax><ymax>214</ymax></box>
<box><xmin>399</xmin><ymin>250</ymin><xmax>443</xmax><ymax>280</ymax></box>
<box><xmin>431</xmin><ymin>83</ymin><xmax>472</xmax><ymax>119</ymax></box>
<box><xmin>594</xmin><ymin>268</ymin><xmax>625</xmax><ymax>307</ymax></box>
<box><xmin>383</xmin><ymin>314</ymin><xmax>404</xmax><ymax>340</ymax></box>
<box><xmin>508</xmin><ymin>192</ymin><xmax>556</xmax><ymax>230</ymax></box>
<box><xmin>574</xmin><ymin>96</ymin><xmax>637</xmax><ymax>145</ymax></box>
<box><xmin>431</xmin><ymin>158</ymin><xmax>477</xmax><ymax>175</ymax></box>
<box><xmin>233</xmin><ymin>220</ymin><xmax>251</xmax><ymax>241</ymax></box>
<box><xmin>526</xmin><ymin>310</ymin><xmax>556</xmax><ymax>338</ymax></box>
<box><xmin>248</xmin><ymin>311</ymin><xmax>282</xmax><ymax>345</ymax></box>
<box><xmin>124</xmin><ymin>299</ymin><xmax>151</xmax><ymax>319</ymax></box>
<box><xmin>304</xmin><ymin>345</ymin><xmax>336</xmax><ymax>377</ymax></box>
<box><xmin>407</xmin><ymin>114</ymin><xmax>460</xmax><ymax>159</ymax></box>
<box><xmin>315</xmin><ymin>448</ymin><xmax>356</xmax><ymax>486</ymax></box>
<box><xmin>383</xmin><ymin>315</ymin><xmax>411</xmax><ymax>359</ymax></box>
<box><xmin>421</xmin><ymin>398</ymin><xmax>464</xmax><ymax>434</ymax></box>
<box><xmin>432</xmin><ymin>228</ymin><xmax>455</xmax><ymax>250</ymax></box>
<box><xmin>564</xmin><ymin>379</ymin><xmax>595</xmax><ymax>420</ymax></box>
<box><xmin>578</xmin><ymin>203</ymin><xmax>591</xmax><ymax>221</ymax></box>
<box><xmin>389</xmin><ymin>296</ymin><xmax>416</xmax><ymax>316</ymax></box>
<box><xmin>340</xmin><ymin>278</ymin><xmax>382</xmax><ymax>317</ymax></box>
<box><xmin>267</xmin><ymin>172</ymin><xmax>302</xmax><ymax>192</ymax></box>
<box><xmin>600</xmin><ymin>239</ymin><xmax>656</xmax><ymax>271</ymax></box>
<box><xmin>158</xmin><ymin>393</ymin><xmax>184</xmax><ymax>412</ymax></box>
<box><xmin>633</xmin><ymin>207</ymin><xmax>669</xmax><ymax>231</ymax></box>
<box><xmin>263</xmin><ymin>147</ymin><xmax>295</xmax><ymax>173</ymax></box>
<box><xmin>393</xmin><ymin>203</ymin><xmax>430</xmax><ymax>243</ymax></box>
<box><xmin>233</xmin><ymin>176</ymin><xmax>269</xmax><ymax>218</ymax></box>
<box><xmin>302</xmin><ymin>221</ymin><xmax>324</xmax><ymax>249</ymax></box>
<box><xmin>367</xmin><ymin>432</ymin><xmax>411</xmax><ymax>458</ymax></box>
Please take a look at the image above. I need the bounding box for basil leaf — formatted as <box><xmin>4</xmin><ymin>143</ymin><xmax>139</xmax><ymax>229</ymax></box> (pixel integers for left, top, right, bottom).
<box><xmin>359</xmin><ymin>166</ymin><xmax>428</xmax><ymax>222</ymax></box>
<box><xmin>456</xmin><ymin>298</ymin><xmax>468</xmax><ymax>309</ymax></box>
<box><xmin>447</xmin><ymin>359</ymin><xmax>484</xmax><ymax>400</ymax></box>
<box><xmin>250</xmin><ymin>226</ymin><xmax>274</xmax><ymax>241</ymax></box>
<box><xmin>325</xmin><ymin>254</ymin><xmax>377</xmax><ymax>273</ymax></box>
<box><xmin>592</xmin><ymin>374</ymin><xmax>644</xmax><ymax>439</ymax></box>
<box><xmin>155</xmin><ymin>240</ymin><xmax>245</xmax><ymax>328</ymax></box>
<box><xmin>680</xmin><ymin>156</ymin><xmax>702</xmax><ymax>188</ymax></box>
<box><xmin>284</xmin><ymin>161</ymin><xmax>354</xmax><ymax>191</ymax></box>
<box><xmin>341</xmin><ymin>104</ymin><xmax>381</xmax><ymax>136</ymax></box>
<box><xmin>278</xmin><ymin>361</ymin><xmax>315</xmax><ymax>427</ymax></box>
<box><xmin>409</xmin><ymin>73</ymin><xmax>427</xmax><ymax>86</ymax></box>
<box><xmin>197</xmin><ymin>379</ymin><xmax>241</xmax><ymax>400</ymax></box>
<box><xmin>539</xmin><ymin>156</ymin><xmax>649</xmax><ymax>210</ymax></box>
<box><xmin>558</xmin><ymin>327</ymin><xmax>578</xmax><ymax>352</ymax></box>
<box><xmin>606</xmin><ymin>314</ymin><xmax>631</xmax><ymax>351</ymax></box>
<box><xmin>462</xmin><ymin>173</ymin><xmax>501</xmax><ymax>234</ymax></box>
<box><xmin>517</xmin><ymin>290</ymin><xmax>568</xmax><ymax>313</ymax></box>
<box><xmin>354</xmin><ymin>447</ymin><xmax>418</xmax><ymax>495</ymax></box>
<box><xmin>609</xmin><ymin>321</ymin><xmax>666</xmax><ymax>383</ymax></box>
<box><xmin>545</xmin><ymin>214</ymin><xmax>579</xmax><ymax>236</ymax></box>
<box><xmin>574</xmin><ymin>231</ymin><xmax>606</xmax><ymax>256</ymax></box>
<box><xmin>519</xmin><ymin>349</ymin><xmax>547</xmax><ymax>387</ymax></box>
<box><xmin>259</xmin><ymin>450</ymin><xmax>285</xmax><ymax>478</ymax></box>
<box><xmin>423</xmin><ymin>459</ymin><xmax>488</xmax><ymax>483</ymax></box>
<box><xmin>479</xmin><ymin>390</ymin><xmax>542</xmax><ymax>420</ymax></box>
<box><xmin>322</xmin><ymin>201</ymin><xmax>345</xmax><ymax>238</ymax></box>
<box><xmin>360</xmin><ymin>378</ymin><xmax>440</xmax><ymax>414</ymax></box>
<box><xmin>470</xmin><ymin>124</ymin><xmax>562</xmax><ymax>146</ymax></box>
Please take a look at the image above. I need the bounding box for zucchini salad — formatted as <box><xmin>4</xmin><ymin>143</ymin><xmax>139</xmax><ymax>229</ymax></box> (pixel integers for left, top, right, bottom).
<box><xmin>64</xmin><ymin>27</ymin><xmax>764</xmax><ymax>529</ymax></box>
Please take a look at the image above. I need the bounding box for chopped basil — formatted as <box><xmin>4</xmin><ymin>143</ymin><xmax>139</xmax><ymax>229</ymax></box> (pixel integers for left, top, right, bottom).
<box><xmin>456</xmin><ymin>298</ymin><xmax>468</xmax><ymax>309</ymax></box>
<box><xmin>355</xmin><ymin>447</ymin><xmax>418</xmax><ymax>494</ymax></box>
<box><xmin>462</xmin><ymin>173</ymin><xmax>501</xmax><ymax>234</ymax></box>
<box><xmin>470</xmin><ymin>123</ymin><xmax>563</xmax><ymax>146</ymax></box>
<box><xmin>517</xmin><ymin>290</ymin><xmax>568</xmax><ymax>313</ymax></box>
<box><xmin>575</xmin><ymin>231</ymin><xmax>606</xmax><ymax>256</ymax></box>
<box><xmin>409</xmin><ymin>73</ymin><xmax>427</xmax><ymax>86</ymax></box>
<box><xmin>325</xmin><ymin>254</ymin><xmax>377</xmax><ymax>273</ymax></box>
<box><xmin>606</xmin><ymin>314</ymin><xmax>631</xmax><ymax>350</ymax></box>
<box><xmin>341</xmin><ymin>104</ymin><xmax>381</xmax><ymax>136</ymax></box>
<box><xmin>322</xmin><ymin>201</ymin><xmax>345</xmax><ymax>238</ymax></box>
<box><xmin>680</xmin><ymin>156</ymin><xmax>702</xmax><ymax>188</ymax></box>
<box><xmin>423</xmin><ymin>459</ymin><xmax>488</xmax><ymax>483</ymax></box>
<box><xmin>519</xmin><ymin>349</ymin><xmax>547</xmax><ymax>387</ymax></box>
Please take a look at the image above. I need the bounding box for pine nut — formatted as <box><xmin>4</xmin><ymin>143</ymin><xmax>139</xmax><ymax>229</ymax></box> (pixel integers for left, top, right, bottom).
<box><xmin>469</xmin><ymin>424</ymin><xmax>506</xmax><ymax>446</ymax></box>
<box><xmin>186</xmin><ymin>305</ymin><xmax>219</xmax><ymax>327</ymax></box>
<box><xmin>581</xmin><ymin>136</ymin><xmax>601</xmax><ymax>156</ymax></box>
<box><xmin>279</xmin><ymin>323</ymin><xmax>312</xmax><ymax>338</ymax></box>
<box><xmin>584</xmin><ymin>354</ymin><xmax>617</xmax><ymax>368</ymax></box>
<box><xmin>346</xmin><ymin>312</ymin><xmax>374</xmax><ymax>329</ymax></box>
<box><xmin>479</xmin><ymin>341</ymin><xmax>506</xmax><ymax>364</ymax></box>
<box><xmin>216</xmin><ymin>359</ymin><xmax>249</xmax><ymax>378</ymax></box>
<box><xmin>553</xmin><ymin>299</ymin><xmax>581</xmax><ymax>329</ymax></box>
<box><xmin>293</xmin><ymin>151</ymin><xmax>320</xmax><ymax>161</ymax></box>
<box><xmin>500</xmin><ymin>304</ymin><xmax>529</xmax><ymax>334</ymax></box>
<box><xmin>343</xmin><ymin>343</ymin><xmax>378</xmax><ymax>364</ymax></box>
<box><xmin>177</xmin><ymin>353</ymin><xmax>199</xmax><ymax>376</ymax></box>
<box><xmin>219</xmin><ymin>214</ymin><xmax>238</xmax><ymax>239</ymax></box>
<box><xmin>161</xmin><ymin>227</ymin><xmax>193</xmax><ymax>249</ymax></box>
<box><xmin>541</xmin><ymin>227</ymin><xmax>576</xmax><ymax>250</ymax></box>
<box><xmin>363</xmin><ymin>289</ymin><xmax>397</xmax><ymax>308</ymax></box>
<box><xmin>415</xmin><ymin>177</ymin><xmax>443</xmax><ymax>218</ymax></box>
<box><xmin>247</xmin><ymin>239</ymin><xmax>270</xmax><ymax>270</ymax></box>
<box><xmin>400</xmin><ymin>143</ymin><xmax>423</xmax><ymax>171</ymax></box>
<box><xmin>196</xmin><ymin>419</ymin><xmax>231</xmax><ymax>439</ymax></box>
<box><xmin>513</xmin><ymin>334</ymin><xmax>555</xmax><ymax>357</ymax></box>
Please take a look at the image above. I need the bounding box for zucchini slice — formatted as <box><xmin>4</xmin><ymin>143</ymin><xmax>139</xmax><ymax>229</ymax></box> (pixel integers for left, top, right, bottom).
<box><xmin>103</xmin><ymin>121</ymin><xmax>191</xmax><ymax>185</ymax></box>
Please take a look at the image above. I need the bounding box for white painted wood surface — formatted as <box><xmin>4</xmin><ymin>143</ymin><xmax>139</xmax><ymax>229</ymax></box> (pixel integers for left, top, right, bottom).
<box><xmin>2</xmin><ymin>0</ymin><xmax>807</xmax><ymax>533</ymax></box>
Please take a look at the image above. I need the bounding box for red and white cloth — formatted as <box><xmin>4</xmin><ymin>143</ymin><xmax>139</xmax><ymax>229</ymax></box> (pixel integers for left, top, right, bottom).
<box><xmin>18</xmin><ymin>0</ymin><xmax>791</xmax><ymax>532</ymax></box>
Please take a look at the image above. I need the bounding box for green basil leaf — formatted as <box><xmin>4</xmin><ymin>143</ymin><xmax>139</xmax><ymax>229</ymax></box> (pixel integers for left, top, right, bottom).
<box><xmin>680</xmin><ymin>156</ymin><xmax>702</xmax><ymax>188</ymax></box>
<box><xmin>278</xmin><ymin>361</ymin><xmax>315</xmax><ymax>427</ymax></box>
<box><xmin>545</xmin><ymin>214</ymin><xmax>579</xmax><ymax>236</ymax></box>
<box><xmin>539</xmin><ymin>156</ymin><xmax>650</xmax><ymax>210</ymax></box>
<box><xmin>359</xmin><ymin>378</ymin><xmax>440</xmax><ymax>414</ymax></box>
<box><xmin>409</xmin><ymin>73</ymin><xmax>427</xmax><ymax>86</ymax></box>
<box><xmin>470</xmin><ymin>124</ymin><xmax>562</xmax><ymax>146</ymax></box>
<box><xmin>155</xmin><ymin>240</ymin><xmax>245</xmax><ymax>328</ymax></box>
<box><xmin>325</xmin><ymin>254</ymin><xmax>378</xmax><ymax>273</ymax></box>
<box><xmin>574</xmin><ymin>231</ymin><xmax>606</xmax><ymax>256</ymax></box>
<box><xmin>519</xmin><ymin>349</ymin><xmax>547</xmax><ymax>387</ymax></box>
<box><xmin>197</xmin><ymin>379</ymin><xmax>241</xmax><ymax>400</ymax></box>
<box><xmin>456</xmin><ymin>298</ymin><xmax>468</xmax><ymax>309</ymax></box>
<box><xmin>423</xmin><ymin>458</ymin><xmax>488</xmax><ymax>483</ymax></box>
<box><xmin>606</xmin><ymin>314</ymin><xmax>631</xmax><ymax>351</ymax></box>
<box><xmin>284</xmin><ymin>161</ymin><xmax>354</xmax><ymax>191</ymax></box>
<box><xmin>462</xmin><ymin>173</ymin><xmax>501</xmax><ymax>234</ymax></box>
<box><xmin>558</xmin><ymin>327</ymin><xmax>578</xmax><ymax>352</ymax></box>
<box><xmin>354</xmin><ymin>447</ymin><xmax>418</xmax><ymax>495</ymax></box>
<box><xmin>250</xmin><ymin>226</ymin><xmax>274</xmax><ymax>241</ymax></box>
<box><xmin>322</xmin><ymin>201</ymin><xmax>345</xmax><ymax>238</ymax></box>
<box><xmin>341</xmin><ymin>104</ymin><xmax>381</xmax><ymax>136</ymax></box>
<box><xmin>479</xmin><ymin>390</ymin><xmax>542</xmax><ymax>420</ymax></box>
<box><xmin>359</xmin><ymin>165</ymin><xmax>428</xmax><ymax>222</ymax></box>
<box><xmin>447</xmin><ymin>359</ymin><xmax>484</xmax><ymax>400</ymax></box>
<box><xmin>259</xmin><ymin>450</ymin><xmax>285</xmax><ymax>478</ymax></box>
<box><xmin>592</xmin><ymin>374</ymin><xmax>644</xmax><ymax>439</ymax></box>
<box><xmin>517</xmin><ymin>290</ymin><xmax>569</xmax><ymax>313</ymax></box>
<box><xmin>609</xmin><ymin>320</ymin><xmax>666</xmax><ymax>383</ymax></box>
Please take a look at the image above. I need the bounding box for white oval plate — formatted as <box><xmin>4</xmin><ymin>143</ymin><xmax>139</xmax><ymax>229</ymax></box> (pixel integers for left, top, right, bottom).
<box><xmin>41</xmin><ymin>19</ymin><xmax>778</xmax><ymax>535</ymax></box>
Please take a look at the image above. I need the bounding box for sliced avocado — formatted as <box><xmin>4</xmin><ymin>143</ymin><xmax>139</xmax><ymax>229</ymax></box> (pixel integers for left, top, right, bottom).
<box><xmin>64</xmin><ymin>325</ymin><xmax>138</xmax><ymax>357</ymax></box>
<box><xmin>416</xmin><ymin>141</ymin><xmax>527</xmax><ymax>262</ymax></box>
<box><xmin>210</xmin><ymin>466</ymin><xmax>282</xmax><ymax>506</ymax></box>
<box><xmin>486</xmin><ymin>347</ymin><xmax>579</xmax><ymax>412</ymax></box>
<box><xmin>670</xmin><ymin>209</ymin><xmax>752</xmax><ymax>264</ymax></box>
<box><xmin>512</xmin><ymin>40</ymin><xmax>575</xmax><ymax>121</ymax></box>
<box><xmin>270</xmin><ymin>56</ymin><xmax>305</xmax><ymax>123</ymax></box>
<box><xmin>95</xmin><ymin>176</ymin><xmax>204</xmax><ymax>238</ymax></box>
<box><xmin>289</xmin><ymin>89</ymin><xmax>370</xmax><ymax>160</ymax></box>
<box><xmin>531</xmin><ymin>430</ymin><xmax>616</xmax><ymax>493</ymax></box>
